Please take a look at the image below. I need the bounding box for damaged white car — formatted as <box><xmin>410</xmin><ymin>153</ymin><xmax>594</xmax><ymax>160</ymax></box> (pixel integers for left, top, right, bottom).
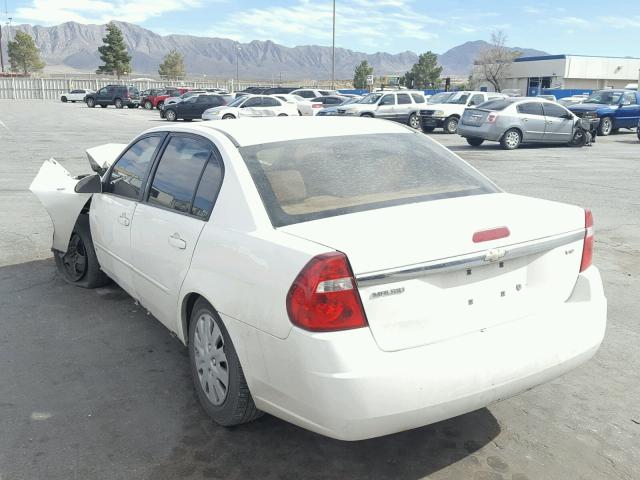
<box><xmin>30</xmin><ymin>117</ymin><xmax>607</xmax><ymax>441</ymax></box>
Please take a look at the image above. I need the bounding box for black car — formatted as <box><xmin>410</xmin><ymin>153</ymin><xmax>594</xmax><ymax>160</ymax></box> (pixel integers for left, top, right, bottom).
<box><xmin>163</xmin><ymin>94</ymin><xmax>228</xmax><ymax>121</ymax></box>
<box><xmin>85</xmin><ymin>85</ymin><xmax>140</xmax><ymax>109</ymax></box>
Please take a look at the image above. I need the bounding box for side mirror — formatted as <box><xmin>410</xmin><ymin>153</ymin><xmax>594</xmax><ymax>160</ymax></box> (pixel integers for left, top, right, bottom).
<box><xmin>620</xmin><ymin>101</ymin><xmax>631</xmax><ymax>107</ymax></box>
<box><xmin>74</xmin><ymin>174</ymin><xmax>102</xmax><ymax>194</ymax></box>
<box><xmin>564</xmin><ymin>112</ymin><xmax>574</xmax><ymax>119</ymax></box>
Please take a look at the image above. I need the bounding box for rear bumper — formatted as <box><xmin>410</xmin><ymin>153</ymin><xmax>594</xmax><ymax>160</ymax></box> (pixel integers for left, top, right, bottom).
<box><xmin>252</xmin><ymin>267</ymin><xmax>606</xmax><ymax>441</ymax></box>
<box><xmin>458</xmin><ymin>122</ymin><xmax>504</xmax><ymax>141</ymax></box>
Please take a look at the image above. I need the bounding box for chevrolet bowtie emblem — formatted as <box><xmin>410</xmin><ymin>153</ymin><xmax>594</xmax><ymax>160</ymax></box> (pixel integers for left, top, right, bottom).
<box><xmin>484</xmin><ymin>248</ymin><xmax>507</xmax><ymax>263</ymax></box>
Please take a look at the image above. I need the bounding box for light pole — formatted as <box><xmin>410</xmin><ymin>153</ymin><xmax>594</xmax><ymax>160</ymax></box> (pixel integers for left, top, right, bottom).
<box><xmin>235</xmin><ymin>44</ymin><xmax>241</xmax><ymax>91</ymax></box>
<box><xmin>331</xmin><ymin>0</ymin><xmax>336</xmax><ymax>90</ymax></box>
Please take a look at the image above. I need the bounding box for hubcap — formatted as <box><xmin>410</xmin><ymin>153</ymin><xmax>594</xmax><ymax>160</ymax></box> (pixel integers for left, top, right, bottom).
<box><xmin>167</xmin><ymin>111</ymin><xmax>175</xmax><ymax>121</ymax></box>
<box><xmin>62</xmin><ymin>234</ymin><xmax>87</xmax><ymax>281</ymax></box>
<box><xmin>505</xmin><ymin>131</ymin><xmax>520</xmax><ymax>148</ymax></box>
<box><xmin>447</xmin><ymin>119</ymin><xmax>458</xmax><ymax>132</ymax></box>
<box><xmin>601</xmin><ymin>118</ymin><xmax>611</xmax><ymax>134</ymax></box>
<box><xmin>194</xmin><ymin>313</ymin><xmax>229</xmax><ymax>406</ymax></box>
<box><xmin>409</xmin><ymin>115</ymin><xmax>419</xmax><ymax>129</ymax></box>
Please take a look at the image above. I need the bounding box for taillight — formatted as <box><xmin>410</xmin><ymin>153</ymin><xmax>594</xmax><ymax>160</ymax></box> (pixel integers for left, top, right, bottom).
<box><xmin>312</xmin><ymin>103</ymin><xmax>322</xmax><ymax>108</ymax></box>
<box><xmin>286</xmin><ymin>252</ymin><xmax>368</xmax><ymax>332</ymax></box>
<box><xmin>580</xmin><ymin>208</ymin><xmax>594</xmax><ymax>272</ymax></box>
<box><xmin>486</xmin><ymin>113</ymin><xmax>498</xmax><ymax>123</ymax></box>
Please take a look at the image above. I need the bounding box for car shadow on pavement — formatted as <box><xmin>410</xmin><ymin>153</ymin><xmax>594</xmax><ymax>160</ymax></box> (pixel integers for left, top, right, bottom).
<box><xmin>0</xmin><ymin>259</ymin><xmax>500</xmax><ymax>480</ymax></box>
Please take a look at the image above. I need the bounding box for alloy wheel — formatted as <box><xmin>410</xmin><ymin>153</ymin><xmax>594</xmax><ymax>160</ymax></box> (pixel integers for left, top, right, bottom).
<box><xmin>505</xmin><ymin>130</ymin><xmax>520</xmax><ymax>149</ymax></box>
<box><xmin>194</xmin><ymin>313</ymin><xmax>229</xmax><ymax>406</ymax></box>
<box><xmin>409</xmin><ymin>114</ymin><xmax>420</xmax><ymax>129</ymax></box>
<box><xmin>62</xmin><ymin>234</ymin><xmax>87</xmax><ymax>282</ymax></box>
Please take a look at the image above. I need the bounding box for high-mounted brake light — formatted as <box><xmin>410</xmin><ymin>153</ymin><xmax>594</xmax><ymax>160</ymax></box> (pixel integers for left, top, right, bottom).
<box><xmin>486</xmin><ymin>113</ymin><xmax>498</xmax><ymax>123</ymax></box>
<box><xmin>580</xmin><ymin>208</ymin><xmax>594</xmax><ymax>272</ymax></box>
<box><xmin>286</xmin><ymin>252</ymin><xmax>368</xmax><ymax>332</ymax></box>
<box><xmin>472</xmin><ymin>226</ymin><xmax>510</xmax><ymax>243</ymax></box>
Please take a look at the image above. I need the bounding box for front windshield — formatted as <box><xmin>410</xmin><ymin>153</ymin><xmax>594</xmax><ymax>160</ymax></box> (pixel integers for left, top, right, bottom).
<box><xmin>360</xmin><ymin>93</ymin><xmax>383</xmax><ymax>104</ymax></box>
<box><xmin>227</xmin><ymin>96</ymin><xmax>246</xmax><ymax>107</ymax></box>
<box><xmin>429</xmin><ymin>92</ymin><xmax>453</xmax><ymax>104</ymax></box>
<box><xmin>583</xmin><ymin>91</ymin><xmax>623</xmax><ymax>105</ymax></box>
<box><xmin>445</xmin><ymin>93</ymin><xmax>470</xmax><ymax>105</ymax></box>
<box><xmin>342</xmin><ymin>97</ymin><xmax>360</xmax><ymax>106</ymax></box>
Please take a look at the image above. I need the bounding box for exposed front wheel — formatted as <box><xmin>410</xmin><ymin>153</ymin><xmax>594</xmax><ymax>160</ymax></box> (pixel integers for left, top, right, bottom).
<box><xmin>189</xmin><ymin>299</ymin><xmax>263</xmax><ymax>426</ymax></box>
<box><xmin>54</xmin><ymin>216</ymin><xmax>109</xmax><ymax>289</ymax></box>
<box><xmin>598</xmin><ymin>117</ymin><xmax>613</xmax><ymax>136</ymax></box>
<box><xmin>500</xmin><ymin>128</ymin><xmax>522</xmax><ymax>150</ymax></box>
<box><xmin>165</xmin><ymin>109</ymin><xmax>177</xmax><ymax>121</ymax></box>
<box><xmin>444</xmin><ymin>116</ymin><xmax>459</xmax><ymax>134</ymax></box>
<box><xmin>408</xmin><ymin>113</ymin><xmax>420</xmax><ymax>129</ymax></box>
<box><xmin>466</xmin><ymin>137</ymin><xmax>485</xmax><ymax>147</ymax></box>
<box><xmin>86</xmin><ymin>98</ymin><xmax>95</xmax><ymax>108</ymax></box>
<box><xmin>222</xmin><ymin>114</ymin><xmax>236</xmax><ymax>120</ymax></box>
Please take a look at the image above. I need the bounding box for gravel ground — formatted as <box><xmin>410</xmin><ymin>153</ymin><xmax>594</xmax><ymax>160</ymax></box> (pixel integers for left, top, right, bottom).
<box><xmin>0</xmin><ymin>100</ymin><xmax>638</xmax><ymax>480</ymax></box>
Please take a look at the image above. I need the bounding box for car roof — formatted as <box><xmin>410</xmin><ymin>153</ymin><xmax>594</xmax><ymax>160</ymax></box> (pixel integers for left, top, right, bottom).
<box><xmin>147</xmin><ymin>117</ymin><xmax>412</xmax><ymax>147</ymax></box>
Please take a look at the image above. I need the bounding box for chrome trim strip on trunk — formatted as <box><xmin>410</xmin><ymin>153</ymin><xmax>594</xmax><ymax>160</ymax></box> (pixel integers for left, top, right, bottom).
<box><xmin>356</xmin><ymin>229</ymin><xmax>585</xmax><ymax>287</ymax></box>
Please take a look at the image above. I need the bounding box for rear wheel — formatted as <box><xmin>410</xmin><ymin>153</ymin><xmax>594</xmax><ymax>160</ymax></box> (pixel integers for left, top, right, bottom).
<box><xmin>189</xmin><ymin>298</ymin><xmax>263</xmax><ymax>426</ymax></box>
<box><xmin>86</xmin><ymin>97</ymin><xmax>95</xmax><ymax>108</ymax></box>
<box><xmin>114</xmin><ymin>98</ymin><xmax>123</xmax><ymax>109</ymax></box>
<box><xmin>500</xmin><ymin>128</ymin><xmax>522</xmax><ymax>150</ymax></box>
<box><xmin>143</xmin><ymin>100</ymin><xmax>153</xmax><ymax>110</ymax></box>
<box><xmin>444</xmin><ymin>116</ymin><xmax>459</xmax><ymax>134</ymax></box>
<box><xmin>165</xmin><ymin>109</ymin><xmax>177</xmax><ymax>121</ymax></box>
<box><xmin>222</xmin><ymin>114</ymin><xmax>236</xmax><ymax>120</ymax></box>
<box><xmin>54</xmin><ymin>216</ymin><xmax>109</xmax><ymax>289</ymax></box>
<box><xmin>598</xmin><ymin>116</ymin><xmax>613</xmax><ymax>136</ymax></box>
<box><xmin>408</xmin><ymin>113</ymin><xmax>420</xmax><ymax>129</ymax></box>
<box><xmin>466</xmin><ymin>137</ymin><xmax>485</xmax><ymax>147</ymax></box>
<box><xmin>61</xmin><ymin>96</ymin><xmax>67</xmax><ymax>103</ymax></box>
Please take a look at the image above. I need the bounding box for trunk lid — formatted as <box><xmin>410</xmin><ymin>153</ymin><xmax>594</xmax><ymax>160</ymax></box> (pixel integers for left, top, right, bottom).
<box><xmin>280</xmin><ymin>193</ymin><xmax>586</xmax><ymax>351</ymax></box>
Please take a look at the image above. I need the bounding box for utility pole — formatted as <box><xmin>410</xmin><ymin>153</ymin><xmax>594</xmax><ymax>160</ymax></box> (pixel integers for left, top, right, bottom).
<box><xmin>331</xmin><ymin>0</ymin><xmax>336</xmax><ymax>90</ymax></box>
<box><xmin>0</xmin><ymin>25</ymin><xmax>4</xmax><ymax>73</ymax></box>
<box><xmin>235</xmin><ymin>44</ymin><xmax>241</xmax><ymax>91</ymax></box>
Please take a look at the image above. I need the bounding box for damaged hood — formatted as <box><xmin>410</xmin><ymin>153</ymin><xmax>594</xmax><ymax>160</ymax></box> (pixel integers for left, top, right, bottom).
<box><xmin>86</xmin><ymin>143</ymin><xmax>127</xmax><ymax>174</ymax></box>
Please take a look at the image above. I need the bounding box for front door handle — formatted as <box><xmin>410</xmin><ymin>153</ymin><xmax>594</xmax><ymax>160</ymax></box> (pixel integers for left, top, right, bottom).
<box><xmin>118</xmin><ymin>213</ymin><xmax>130</xmax><ymax>226</ymax></box>
<box><xmin>168</xmin><ymin>233</ymin><xmax>187</xmax><ymax>250</ymax></box>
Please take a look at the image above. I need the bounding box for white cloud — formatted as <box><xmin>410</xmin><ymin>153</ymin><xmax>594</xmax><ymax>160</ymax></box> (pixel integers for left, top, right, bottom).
<box><xmin>601</xmin><ymin>16</ymin><xmax>640</xmax><ymax>28</ymax></box>
<box><xmin>551</xmin><ymin>16</ymin><xmax>591</xmax><ymax>27</ymax></box>
<box><xmin>14</xmin><ymin>0</ymin><xmax>208</xmax><ymax>25</ymax></box>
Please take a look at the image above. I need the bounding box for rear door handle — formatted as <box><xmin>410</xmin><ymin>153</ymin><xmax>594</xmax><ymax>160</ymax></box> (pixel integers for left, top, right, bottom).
<box><xmin>118</xmin><ymin>213</ymin><xmax>130</xmax><ymax>226</ymax></box>
<box><xmin>168</xmin><ymin>233</ymin><xmax>187</xmax><ymax>250</ymax></box>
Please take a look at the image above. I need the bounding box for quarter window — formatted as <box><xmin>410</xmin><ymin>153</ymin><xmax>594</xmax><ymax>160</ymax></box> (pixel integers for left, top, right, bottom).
<box><xmin>411</xmin><ymin>93</ymin><xmax>425</xmax><ymax>103</ymax></box>
<box><xmin>542</xmin><ymin>103</ymin><xmax>569</xmax><ymax>118</ymax></box>
<box><xmin>108</xmin><ymin>136</ymin><xmax>163</xmax><ymax>200</ymax></box>
<box><xmin>517</xmin><ymin>102</ymin><xmax>544</xmax><ymax>116</ymax></box>
<box><xmin>148</xmin><ymin>136</ymin><xmax>213</xmax><ymax>214</ymax></box>
<box><xmin>191</xmin><ymin>158</ymin><xmax>224</xmax><ymax>219</ymax></box>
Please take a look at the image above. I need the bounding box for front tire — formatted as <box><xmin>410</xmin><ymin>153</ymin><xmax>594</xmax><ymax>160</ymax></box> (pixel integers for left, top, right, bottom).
<box><xmin>598</xmin><ymin>116</ymin><xmax>613</xmax><ymax>136</ymax></box>
<box><xmin>54</xmin><ymin>215</ymin><xmax>109</xmax><ymax>289</ymax></box>
<box><xmin>222</xmin><ymin>114</ymin><xmax>236</xmax><ymax>120</ymax></box>
<box><xmin>408</xmin><ymin>113</ymin><xmax>420</xmax><ymax>129</ymax></box>
<box><xmin>61</xmin><ymin>96</ymin><xmax>67</xmax><ymax>103</ymax></box>
<box><xmin>165</xmin><ymin>109</ymin><xmax>177</xmax><ymax>121</ymax></box>
<box><xmin>86</xmin><ymin>98</ymin><xmax>95</xmax><ymax>108</ymax></box>
<box><xmin>500</xmin><ymin>128</ymin><xmax>522</xmax><ymax>150</ymax></box>
<box><xmin>466</xmin><ymin>137</ymin><xmax>485</xmax><ymax>147</ymax></box>
<box><xmin>444</xmin><ymin>116</ymin><xmax>459</xmax><ymax>134</ymax></box>
<box><xmin>189</xmin><ymin>299</ymin><xmax>263</xmax><ymax>427</ymax></box>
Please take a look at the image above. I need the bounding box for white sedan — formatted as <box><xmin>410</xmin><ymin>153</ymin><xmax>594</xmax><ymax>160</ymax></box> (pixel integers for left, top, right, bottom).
<box><xmin>202</xmin><ymin>94</ymin><xmax>298</xmax><ymax>120</ymax></box>
<box><xmin>60</xmin><ymin>89</ymin><xmax>94</xmax><ymax>103</ymax></box>
<box><xmin>30</xmin><ymin>117</ymin><xmax>606</xmax><ymax>441</ymax></box>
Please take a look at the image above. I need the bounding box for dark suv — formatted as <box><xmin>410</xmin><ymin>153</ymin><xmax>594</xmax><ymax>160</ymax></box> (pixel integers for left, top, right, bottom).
<box><xmin>85</xmin><ymin>85</ymin><xmax>140</xmax><ymax>109</ymax></box>
<box><xmin>163</xmin><ymin>94</ymin><xmax>228</xmax><ymax>121</ymax></box>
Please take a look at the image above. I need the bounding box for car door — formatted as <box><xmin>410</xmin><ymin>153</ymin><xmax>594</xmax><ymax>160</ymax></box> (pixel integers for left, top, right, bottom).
<box><xmin>94</xmin><ymin>87</ymin><xmax>110</xmax><ymax>105</ymax></box>
<box><xmin>542</xmin><ymin>102</ymin><xmax>574</xmax><ymax>143</ymax></box>
<box><xmin>129</xmin><ymin>134</ymin><xmax>224</xmax><ymax>330</ymax></box>
<box><xmin>615</xmin><ymin>92</ymin><xmax>639</xmax><ymax>128</ymax></box>
<box><xmin>239</xmin><ymin>96</ymin><xmax>265</xmax><ymax>117</ymax></box>
<box><xmin>395</xmin><ymin>93</ymin><xmax>413</xmax><ymax>123</ymax></box>
<box><xmin>376</xmin><ymin>94</ymin><xmax>396</xmax><ymax>119</ymax></box>
<box><xmin>516</xmin><ymin>101</ymin><xmax>546</xmax><ymax>141</ymax></box>
<box><xmin>90</xmin><ymin>134</ymin><xmax>166</xmax><ymax>297</ymax></box>
<box><xmin>179</xmin><ymin>96</ymin><xmax>199</xmax><ymax>118</ymax></box>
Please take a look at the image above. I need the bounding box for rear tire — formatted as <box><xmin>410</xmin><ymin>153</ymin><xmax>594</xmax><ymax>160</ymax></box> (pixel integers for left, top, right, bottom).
<box><xmin>466</xmin><ymin>137</ymin><xmax>485</xmax><ymax>147</ymax></box>
<box><xmin>61</xmin><ymin>96</ymin><xmax>67</xmax><ymax>103</ymax></box>
<box><xmin>598</xmin><ymin>116</ymin><xmax>613</xmax><ymax>136</ymax></box>
<box><xmin>144</xmin><ymin>100</ymin><xmax>153</xmax><ymax>110</ymax></box>
<box><xmin>500</xmin><ymin>128</ymin><xmax>522</xmax><ymax>150</ymax></box>
<box><xmin>189</xmin><ymin>298</ymin><xmax>263</xmax><ymax>427</ymax></box>
<box><xmin>54</xmin><ymin>215</ymin><xmax>109</xmax><ymax>289</ymax></box>
<box><xmin>444</xmin><ymin>116</ymin><xmax>459</xmax><ymax>134</ymax></box>
<box><xmin>408</xmin><ymin>113</ymin><xmax>420</xmax><ymax>129</ymax></box>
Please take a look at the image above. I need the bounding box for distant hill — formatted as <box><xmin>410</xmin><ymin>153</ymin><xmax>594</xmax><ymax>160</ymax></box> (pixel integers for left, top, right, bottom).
<box><xmin>0</xmin><ymin>21</ymin><xmax>548</xmax><ymax>79</ymax></box>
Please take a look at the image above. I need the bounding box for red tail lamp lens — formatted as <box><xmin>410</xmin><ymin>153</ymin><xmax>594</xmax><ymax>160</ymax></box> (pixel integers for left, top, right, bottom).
<box><xmin>580</xmin><ymin>208</ymin><xmax>594</xmax><ymax>272</ymax></box>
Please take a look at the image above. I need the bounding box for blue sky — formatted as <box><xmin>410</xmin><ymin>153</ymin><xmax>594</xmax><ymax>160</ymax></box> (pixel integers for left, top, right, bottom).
<box><xmin>6</xmin><ymin>0</ymin><xmax>640</xmax><ymax>56</ymax></box>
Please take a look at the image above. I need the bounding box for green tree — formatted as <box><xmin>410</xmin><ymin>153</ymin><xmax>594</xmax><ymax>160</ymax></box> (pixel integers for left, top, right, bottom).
<box><xmin>96</xmin><ymin>22</ymin><xmax>131</xmax><ymax>78</ymax></box>
<box><xmin>7</xmin><ymin>31</ymin><xmax>45</xmax><ymax>74</ymax></box>
<box><xmin>158</xmin><ymin>50</ymin><xmax>186</xmax><ymax>80</ymax></box>
<box><xmin>404</xmin><ymin>51</ymin><xmax>442</xmax><ymax>89</ymax></box>
<box><xmin>353</xmin><ymin>60</ymin><xmax>373</xmax><ymax>89</ymax></box>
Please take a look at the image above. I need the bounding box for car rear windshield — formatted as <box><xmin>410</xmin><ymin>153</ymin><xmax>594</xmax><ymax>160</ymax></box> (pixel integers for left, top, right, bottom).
<box><xmin>477</xmin><ymin>99</ymin><xmax>513</xmax><ymax>111</ymax></box>
<box><xmin>240</xmin><ymin>133</ymin><xmax>498</xmax><ymax>227</ymax></box>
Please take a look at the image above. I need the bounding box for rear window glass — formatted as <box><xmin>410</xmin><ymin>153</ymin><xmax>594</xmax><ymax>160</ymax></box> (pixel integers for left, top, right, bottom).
<box><xmin>478</xmin><ymin>99</ymin><xmax>512</xmax><ymax>111</ymax></box>
<box><xmin>240</xmin><ymin>133</ymin><xmax>498</xmax><ymax>227</ymax></box>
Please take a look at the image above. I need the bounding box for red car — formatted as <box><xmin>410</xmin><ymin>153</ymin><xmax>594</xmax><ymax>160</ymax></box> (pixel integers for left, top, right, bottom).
<box><xmin>142</xmin><ymin>87</ymin><xmax>191</xmax><ymax>110</ymax></box>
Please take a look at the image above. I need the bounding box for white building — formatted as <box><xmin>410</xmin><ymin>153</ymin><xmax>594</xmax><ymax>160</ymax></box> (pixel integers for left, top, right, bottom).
<box><xmin>477</xmin><ymin>54</ymin><xmax>640</xmax><ymax>94</ymax></box>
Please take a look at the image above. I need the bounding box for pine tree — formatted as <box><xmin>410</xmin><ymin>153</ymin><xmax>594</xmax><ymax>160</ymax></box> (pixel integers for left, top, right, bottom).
<box><xmin>8</xmin><ymin>31</ymin><xmax>45</xmax><ymax>74</ymax></box>
<box><xmin>96</xmin><ymin>22</ymin><xmax>132</xmax><ymax>78</ymax></box>
<box><xmin>405</xmin><ymin>52</ymin><xmax>442</xmax><ymax>89</ymax></box>
<box><xmin>158</xmin><ymin>50</ymin><xmax>186</xmax><ymax>80</ymax></box>
<box><xmin>353</xmin><ymin>60</ymin><xmax>373</xmax><ymax>89</ymax></box>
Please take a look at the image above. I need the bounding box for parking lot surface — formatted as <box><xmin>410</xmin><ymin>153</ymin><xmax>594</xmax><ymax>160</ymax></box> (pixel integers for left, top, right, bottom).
<box><xmin>1</xmin><ymin>100</ymin><xmax>639</xmax><ymax>480</ymax></box>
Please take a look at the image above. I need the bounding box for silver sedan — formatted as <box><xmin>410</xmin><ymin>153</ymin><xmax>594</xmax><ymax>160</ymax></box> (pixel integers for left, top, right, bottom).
<box><xmin>457</xmin><ymin>97</ymin><xmax>579</xmax><ymax>150</ymax></box>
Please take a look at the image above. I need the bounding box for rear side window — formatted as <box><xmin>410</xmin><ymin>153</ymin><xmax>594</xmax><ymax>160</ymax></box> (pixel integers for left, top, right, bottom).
<box><xmin>542</xmin><ymin>103</ymin><xmax>569</xmax><ymax>118</ymax></box>
<box><xmin>243</xmin><ymin>97</ymin><xmax>263</xmax><ymax>107</ymax></box>
<box><xmin>411</xmin><ymin>93</ymin><xmax>425</xmax><ymax>103</ymax></box>
<box><xmin>147</xmin><ymin>136</ymin><xmax>213</xmax><ymax>214</ymax></box>
<box><xmin>297</xmin><ymin>90</ymin><xmax>315</xmax><ymax>98</ymax></box>
<box><xmin>108</xmin><ymin>136</ymin><xmax>163</xmax><ymax>200</ymax></box>
<box><xmin>480</xmin><ymin>99</ymin><xmax>513</xmax><ymax>111</ymax></box>
<box><xmin>263</xmin><ymin>97</ymin><xmax>281</xmax><ymax>107</ymax></box>
<box><xmin>240</xmin><ymin>133</ymin><xmax>498</xmax><ymax>227</ymax></box>
<box><xmin>517</xmin><ymin>102</ymin><xmax>544</xmax><ymax>116</ymax></box>
<box><xmin>397</xmin><ymin>94</ymin><xmax>411</xmax><ymax>104</ymax></box>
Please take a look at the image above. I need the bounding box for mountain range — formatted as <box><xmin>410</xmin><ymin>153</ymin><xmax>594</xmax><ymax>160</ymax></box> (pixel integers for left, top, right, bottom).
<box><xmin>0</xmin><ymin>21</ymin><xmax>547</xmax><ymax>80</ymax></box>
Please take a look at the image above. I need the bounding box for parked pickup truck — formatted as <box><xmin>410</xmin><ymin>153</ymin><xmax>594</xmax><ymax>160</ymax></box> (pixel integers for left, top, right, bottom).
<box><xmin>419</xmin><ymin>91</ymin><xmax>506</xmax><ymax>134</ymax></box>
<box><xmin>568</xmin><ymin>90</ymin><xmax>640</xmax><ymax>136</ymax></box>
